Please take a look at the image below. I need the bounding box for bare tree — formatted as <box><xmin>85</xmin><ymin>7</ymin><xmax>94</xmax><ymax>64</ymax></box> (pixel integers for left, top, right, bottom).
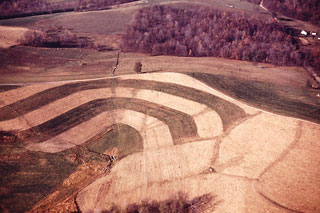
<box><xmin>134</xmin><ymin>61</ymin><xmax>142</xmax><ymax>73</ymax></box>
<box><xmin>122</xmin><ymin>5</ymin><xmax>316</xmax><ymax>67</ymax></box>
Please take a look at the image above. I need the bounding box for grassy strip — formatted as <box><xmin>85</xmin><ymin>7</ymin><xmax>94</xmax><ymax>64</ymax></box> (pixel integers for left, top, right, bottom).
<box><xmin>19</xmin><ymin>97</ymin><xmax>198</xmax><ymax>145</ymax></box>
<box><xmin>187</xmin><ymin>72</ymin><xmax>320</xmax><ymax>124</ymax></box>
<box><xmin>0</xmin><ymin>78</ymin><xmax>245</xmax><ymax>130</ymax></box>
<box><xmin>86</xmin><ymin>123</ymin><xmax>143</xmax><ymax>158</ymax></box>
<box><xmin>0</xmin><ymin>85</ymin><xmax>22</xmax><ymax>92</ymax></box>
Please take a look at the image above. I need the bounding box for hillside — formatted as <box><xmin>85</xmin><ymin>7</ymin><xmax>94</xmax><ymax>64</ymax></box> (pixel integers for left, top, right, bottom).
<box><xmin>1</xmin><ymin>72</ymin><xmax>320</xmax><ymax>212</ymax></box>
<box><xmin>0</xmin><ymin>0</ymin><xmax>320</xmax><ymax>212</ymax></box>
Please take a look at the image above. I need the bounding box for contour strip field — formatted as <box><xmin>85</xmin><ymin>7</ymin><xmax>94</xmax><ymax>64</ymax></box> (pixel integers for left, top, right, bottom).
<box><xmin>0</xmin><ymin>72</ymin><xmax>319</xmax><ymax>212</ymax></box>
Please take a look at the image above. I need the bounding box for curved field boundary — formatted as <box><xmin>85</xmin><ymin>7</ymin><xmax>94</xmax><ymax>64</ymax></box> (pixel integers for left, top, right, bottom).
<box><xmin>0</xmin><ymin>78</ymin><xmax>245</xmax><ymax>131</ymax></box>
<box><xmin>86</xmin><ymin>123</ymin><xmax>144</xmax><ymax>158</ymax></box>
<box><xmin>187</xmin><ymin>72</ymin><xmax>320</xmax><ymax>124</ymax></box>
<box><xmin>0</xmin><ymin>81</ymin><xmax>67</xmax><ymax>107</ymax></box>
<box><xmin>0</xmin><ymin>87</ymin><xmax>223</xmax><ymax>138</ymax></box>
<box><xmin>1</xmin><ymin>72</ymin><xmax>319</xmax><ymax>212</ymax></box>
<box><xmin>26</xmin><ymin>109</ymin><xmax>173</xmax><ymax>153</ymax></box>
<box><xmin>20</xmin><ymin>97</ymin><xmax>197</xmax><ymax>145</ymax></box>
<box><xmin>119</xmin><ymin>72</ymin><xmax>259</xmax><ymax>115</ymax></box>
<box><xmin>77</xmin><ymin>138</ymin><xmax>219</xmax><ymax>212</ymax></box>
<box><xmin>0</xmin><ymin>85</ymin><xmax>22</xmax><ymax>92</ymax></box>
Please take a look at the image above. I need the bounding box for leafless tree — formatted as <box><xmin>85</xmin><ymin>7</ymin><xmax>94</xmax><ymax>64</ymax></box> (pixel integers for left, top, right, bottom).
<box><xmin>134</xmin><ymin>61</ymin><xmax>142</xmax><ymax>73</ymax></box>
<box><xmin>121</xmin><ymin>5</ymin><xmax>318</xmax><ymax>67</ymax></box>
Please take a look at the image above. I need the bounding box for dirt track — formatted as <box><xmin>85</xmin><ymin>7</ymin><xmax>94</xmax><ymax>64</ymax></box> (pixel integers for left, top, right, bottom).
<box><xmin>1</xmin><ymin>72</ymin><xmax>319</xmax><ymax>212</ymax></box>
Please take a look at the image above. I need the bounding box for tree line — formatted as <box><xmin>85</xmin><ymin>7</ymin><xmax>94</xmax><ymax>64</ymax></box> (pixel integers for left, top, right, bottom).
<box><xmin>0</xmin><ymin>0</ymin><xmax>74</xmax><ymax>18</ymax></box>
<box><xmin>0</xmin><ymin>0</ymin><xmax>138</xmax><ymax>19</ymax></box>
<box><xmin>74</xmin><ymin>0</ymin><xmax>137</xmax><ymax>11</ymax></box>
<box><xmin>21</xmin><ymin>26</ymin><xmax>94</xmax><ymax>48</ymax></box>
<box><xmin>122</xmin><ymin>5</ymin><xmax>319</xmax><ymax>69</ymax></box>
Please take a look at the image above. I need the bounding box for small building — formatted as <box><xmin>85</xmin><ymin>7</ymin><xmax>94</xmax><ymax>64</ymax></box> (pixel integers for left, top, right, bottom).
<box><xmin>301</xmin><ymin>30</ymin><xmax>308</xmax><ymax>36</ymax></box>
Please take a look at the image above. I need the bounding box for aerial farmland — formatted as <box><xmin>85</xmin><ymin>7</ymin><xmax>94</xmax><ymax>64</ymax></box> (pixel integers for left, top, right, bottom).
<box><xmin>0</xmin><ymin>0</ymin><xmax>319</xmax><ymax>212</ymax></box>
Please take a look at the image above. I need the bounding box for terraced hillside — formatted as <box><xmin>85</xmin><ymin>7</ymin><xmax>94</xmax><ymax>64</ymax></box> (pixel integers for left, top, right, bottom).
<box><xmin>0</xmin><ymin>72</ymin><xmax>320</xmax><ymax>212</ymax></box>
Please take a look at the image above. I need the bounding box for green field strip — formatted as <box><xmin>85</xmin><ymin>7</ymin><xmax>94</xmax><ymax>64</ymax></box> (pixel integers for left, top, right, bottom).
<box><xmin>0</xmin><ymin>85</ymin><xmax>22</xmax><ymax>92</ymax></box>
<box><xmin>0</xmin><ymin>78</ymin><xmax>245</xmax><ymax>131</ymax></box>
<box><xmin>19</xmin><ymin>97</ymin><xmax>198</xmax><ymax>145</ymax></box>
<box><xmin>187</xmin><ymin>72</ymin><xmax>320</xmax><ymax>124</ymax></box>
<box><xmin>86</xmin><ymin>123</ymin><xmax>143</xmax><ymax>158</ymax></box>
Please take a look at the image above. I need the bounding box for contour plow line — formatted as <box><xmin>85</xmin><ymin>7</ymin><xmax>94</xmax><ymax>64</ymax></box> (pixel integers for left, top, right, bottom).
<box><xmin>18</xmin><ymin>97</ymin><xmax>198</xmax><ymax>148</ymax></box>
<box><xmin>0</xmin><ymin>81</ymin><xmax>68</xmax><ymax>107</ymax></box>
<box><xmin>0</xmin><ymin>75</ymin><xmax>246</xmax><ymax>133</ymax></box>
<box><xmin>26</xmin><ymin>109</ymin><xmax>174</xmax><ymax>153</ymax></box>
<box><xmin>0</xmin><ymin>72</ymin><xmax>319</xmax><ymax>212</ymax></box>
<box><xmin>76</xmin><ymin>73</ymin><xmax>320</xmax><ymax>212</ymax></box>
<box><xmin>119</xmin><ymin>72</ymin><xmax>260</xmax><ymax>115</ymax></box>
<box><xmin>0</xmin><ymin>87</ymin><xmax>223</xmax><ymax>139</ymax></box>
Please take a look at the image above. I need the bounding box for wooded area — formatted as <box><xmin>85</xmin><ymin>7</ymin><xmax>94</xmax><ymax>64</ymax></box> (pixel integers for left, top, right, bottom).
<box><xmin>21</xmin><ymin>26</ymin><xmax>93</xmax><ymax>48</ymax></box>
<box><xmin>122</xmin><ymin>5</ymin><xmax>319</xmax><ymax>69</ymax></box>
<box><xmin>246</xmin><ymin>0</ymin><xmax>320</xmax><ymax>26</ymax></box>
<box><xmin>0</xmin><ymin>0</ymin><xmax>137</xmax><ymax>18</ymax></box>
<box><xmin>264</xmin><ymin>0</ymin><xmax>320</xmax><ymax>25</ymax></box>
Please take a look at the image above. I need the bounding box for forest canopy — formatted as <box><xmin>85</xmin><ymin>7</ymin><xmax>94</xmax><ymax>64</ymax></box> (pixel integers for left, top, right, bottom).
<box><xmin>264</xmin><ymin>0</ymin><xmax>320</xmax><ymax>25</ymax></box>
<box><xmin>122</xmin><ymin>5</ymin><xmax>319</xmax><ymax>69</ymax></box>
<box><xmin>0</xmin><ymin>0</ymin><xmax>138</xmax><ymax>18</ymax></box>
<box><xmin>246</xmin><ymin>0</ymin><xmax>320</xmax><ymax>26</ymax></box>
